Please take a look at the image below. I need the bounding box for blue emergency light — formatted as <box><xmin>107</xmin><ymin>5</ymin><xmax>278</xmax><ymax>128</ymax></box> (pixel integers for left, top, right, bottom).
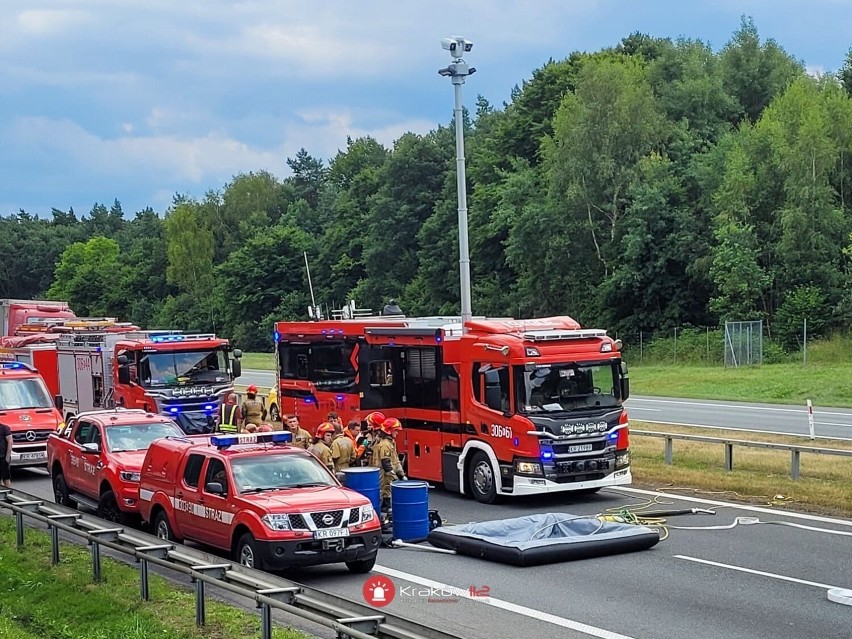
<box><xmin>204</xmin><ymin>404</ymin><xmax>214</xmax><ymax>411</ymax></box>
<box><xmin>168</xmin><ymin>407</ymin><xmax>180</xmax><ymax>414</ymax></box>
<box><xmin>151</xmin><ymin>335</ymin><xmax>185</xmax><ymax>343</ymax></box>
<box><xmin>541</xmin><ymin>451</ymin><xmax>554</xmax><ymax>460</ymax></box>
<box><xmin>210</xmin><ymin>432</ymin><xmax>293</xmax><ymax>448</ymax></box>
<box><xmin>0</xmin><ymin>362</ymin><xmax>24</xmax><ymax>369</ymax></box>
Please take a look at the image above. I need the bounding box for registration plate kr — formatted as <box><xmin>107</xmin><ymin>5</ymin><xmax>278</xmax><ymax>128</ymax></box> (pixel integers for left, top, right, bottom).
<box><xmin>314</xmin><ymin>527</ymin><xmax>350</xmax><ymax>540</ymax></box>
<box><xmin>20</xmin><ymin>451</ymin><xmax>46</xmax><ymax>461</ymax></box>
<box><xmin>568</xmin><ymin>444</ymin><xmax>593</xmax><ymax>453</ymax></box>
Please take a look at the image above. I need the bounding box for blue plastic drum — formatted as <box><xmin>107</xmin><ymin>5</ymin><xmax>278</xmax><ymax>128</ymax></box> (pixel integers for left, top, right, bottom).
<box><xmin>391</xmin><ymin>480</ymin><xmax>430</xmax><ymax>542</ymax></box>
<box><xmin>340</xmin><ymin>467</ymin><xmax>381</xmax><ymax>514</ymax></box>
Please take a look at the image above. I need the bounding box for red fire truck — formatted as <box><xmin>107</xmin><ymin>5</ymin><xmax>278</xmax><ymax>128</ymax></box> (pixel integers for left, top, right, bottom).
<box><xmin>272</xmin><ymin>308</ymin><xmax>632</xmax><ymax>503</ymax></box>
<box><xmin>1</xmin><ymin>319</ymin><xmax>243</xmax><ymax>434</ymax></box>
<box><xmin>1</xmin><ymin>298</ymin><xmax>76</xmax><ymax>336</ymax></box>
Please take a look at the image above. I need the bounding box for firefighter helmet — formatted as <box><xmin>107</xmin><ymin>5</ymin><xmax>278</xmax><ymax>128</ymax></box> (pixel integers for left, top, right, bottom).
<box><xmin>257</xmin><ymin>423</ymin><xmax>273</xmax><ymax>432</ymax></box>
<box><xmin>365</xmin><ymin>411</ymin><xmax>386</xmax><ymax>428</ymax></box>
<box><xmin>246</xmin><ymin>384</ymin><xmax>258</xmax><ymax>394</ymax></box>
<box><xmin>379</xmin><ymin>417</ymin><xmax>401</xmax><ymax>435</ymax></box>
<box><xmin>316</xmin><ymin>422</ymin><xmax>335</xmax><ymax>438</ymax></box>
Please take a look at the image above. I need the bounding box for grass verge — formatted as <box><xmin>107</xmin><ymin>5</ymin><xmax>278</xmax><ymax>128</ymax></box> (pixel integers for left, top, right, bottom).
<box><xmin>0</xmin><ymin>517</ymin><xmax>309</xmax><ymax>639</ymax></box>
<box><xmin>629</xmin><ymin>363</ymin><xmax>852</xmax><ymax>407</ymax></box>
<box><xmin>630</xmin><ymin>420</ymin><xmax>852</xmax><ymax>518</ymax></box>
<box><xmin>240</xmin><ymin>352</ymin><xmax>275</xmax><ymax>371</ymax></box>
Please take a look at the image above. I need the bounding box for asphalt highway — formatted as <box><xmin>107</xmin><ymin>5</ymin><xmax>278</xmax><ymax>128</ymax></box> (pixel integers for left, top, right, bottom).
<box><xmin>237</xmin><ymin>369</ymin><xmax>852</xmax><ymax>440</ymax></box>
<box><xmin>11</xmin><ymin>468</ymin><xmax>852</xmax><ymax>639</ymax></box>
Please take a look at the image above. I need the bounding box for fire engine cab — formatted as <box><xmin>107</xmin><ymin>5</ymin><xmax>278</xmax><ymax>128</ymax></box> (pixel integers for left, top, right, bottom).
<box><xmin>47</xmin><ymin>408</ymin><xmax>185</xmax><ymax>523</ymax></box>
<box><xmin>273</xmin><ymin>305</ymin><xmax>632</xmax><ymax>503</ymax></box>
<box><xmin>138</xmin><ymin>431</ymin><xmax>382</xmax><ymax>573</ymax></box>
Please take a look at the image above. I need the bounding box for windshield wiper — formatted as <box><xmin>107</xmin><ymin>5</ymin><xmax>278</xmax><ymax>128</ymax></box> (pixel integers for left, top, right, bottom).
<box><xmin>285</xmin><ymin>482</ymin><xmax>328</xmax><ymax>489</ymax></box>
<box><xmin>241</xmin><ymin>487</ymin><xmax>278</xmax><ymax>494</ymax></box>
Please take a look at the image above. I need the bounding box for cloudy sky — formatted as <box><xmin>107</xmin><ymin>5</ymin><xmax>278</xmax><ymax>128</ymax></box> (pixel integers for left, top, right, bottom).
<box><xmin>2</xmin><ymin>1</ymin><xmax>852</xmax><ymax>218</ymax></box>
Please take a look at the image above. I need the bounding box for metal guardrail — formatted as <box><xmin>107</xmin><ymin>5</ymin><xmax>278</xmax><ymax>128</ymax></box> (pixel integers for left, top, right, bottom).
<box><xmin>0</xmin><ymin>488</ymin><xmax>463</xmax><ymax>639</ymax></box>
<box><xmin>632</xmin><ymin>430</ymin><xmax>852</xmax><ymax>479</ymax></box>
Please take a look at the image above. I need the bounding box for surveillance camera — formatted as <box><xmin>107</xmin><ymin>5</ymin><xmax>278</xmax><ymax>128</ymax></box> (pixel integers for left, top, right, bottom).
<box><xmin>441</xmin><ymin>36</ymin><xmax>473</xmax><ymax>58</ymax></box>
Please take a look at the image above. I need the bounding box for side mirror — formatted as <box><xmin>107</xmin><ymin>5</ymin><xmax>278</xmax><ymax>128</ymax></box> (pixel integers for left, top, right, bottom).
<box><xmin>118</xmin><ymin>367</ymin><xmax>131</xmax><ymax>385</ymax></box>
<box><xmin>117</xmin><ymin>354</ymin><xmax>129</xmax><ymax>366</ymax></box>
<box><xmin>205</xmin><ymin>482</ymin><xmax>225</xmax><ymax>495</ymax></box>
<box><xmin>54</xmin><ymin>394</ymin><xmax>64</xmax><ymax>412</ymax></box>
<box><xmin>81</xmin><ymin>443</ymin><xmax>100</xmax><ymax>455</ymax></box>
<box><xmin>233</xmin><ymin>349</ymin><xmax>243</xmax><ymax>359</ymax></box>
<box><xmin>483</xmin><ymin>369</ymin><xmax>503</xmax><ymax>412</ymax></box>
<box><xmin>620</xmin><ymin>361</ymin><xmax>630</xmax><ymax>400</ymax></box>
<box><xmin>232</xmin><ymin>359</ymin><xmax>242</xmax><ymax>379</ymax></box>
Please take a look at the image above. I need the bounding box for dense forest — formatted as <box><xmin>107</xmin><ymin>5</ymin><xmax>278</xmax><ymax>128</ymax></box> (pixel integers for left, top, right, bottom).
<box><xmin>2</xmin><ymin>18</ymin><xmax>851</xmax><ymax>354</ymax></box>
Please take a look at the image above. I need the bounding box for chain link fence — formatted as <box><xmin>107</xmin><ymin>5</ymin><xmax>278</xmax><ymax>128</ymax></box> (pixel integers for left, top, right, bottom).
<box><xmin>723</xmin><ymin>320</ymin><xmax>763</xmax><ymax>367</ymax></box>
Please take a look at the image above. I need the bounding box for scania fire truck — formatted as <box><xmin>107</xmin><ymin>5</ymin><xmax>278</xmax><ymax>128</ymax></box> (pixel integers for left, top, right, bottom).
<box><xmin>272</xmin><ymin>307</ymin><xmax>632</xmax><ymax>503</ymax></box>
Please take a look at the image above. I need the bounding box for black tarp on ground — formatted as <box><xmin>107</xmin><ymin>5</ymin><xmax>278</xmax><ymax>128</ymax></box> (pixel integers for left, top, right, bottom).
<box><xmin>427</xmin><ymin>512</ymin><xmax>660</xmax><ymax>566</ymax></box>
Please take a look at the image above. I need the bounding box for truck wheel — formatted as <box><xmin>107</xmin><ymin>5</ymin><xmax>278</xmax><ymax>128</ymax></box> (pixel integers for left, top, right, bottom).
<box><xmin>467</xmin><ymin>451</ymin><xmax>498</xmax><ymax>504</ymax></box>
<box><xmin>154</xmin><ymin>511</ymin><xmax>176</xmax><ymax>542</ymax></box>
<box><xmin>52</xmin><ymin>473</ymin><xmax>75</xmax><ymax>508</ymax></box>
<box><xmin>236</xmin><ymin>533</ymin><xmax>264</xmax><ymax>571</ymax></box>
<box><xmin>269</xmin><ymin>404</ymin><xmax>280</xmax><ymax>422</ymax></box>
<box><xmin>346</xmin><ymin>554</ymin><xmax>377</xmax><ymax>574</ymax></box>
<box><xmin>97</xmin><ymin>490</ymin><xmax>127</xmax><ymax>525</ymax></box>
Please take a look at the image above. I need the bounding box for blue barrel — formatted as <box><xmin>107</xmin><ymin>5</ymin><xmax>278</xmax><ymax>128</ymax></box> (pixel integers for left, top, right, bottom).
<box><xmin>341</xmin><ymin>467</ymin><xmax>381</xmax><ymax>514</ymax></box>
<box><xmin>391</xmin><ymin>480</ymin><xmax>430</xmax><ymax>542</ymax></box>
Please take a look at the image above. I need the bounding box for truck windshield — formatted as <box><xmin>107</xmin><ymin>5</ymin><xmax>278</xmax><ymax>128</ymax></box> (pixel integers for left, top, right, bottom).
<box><xmin>0</xmin><ymin>378</ymin><xmax>53</xmax><ymax>410</ymax></box>
<box><xmin>105</xmin><ymin>421</ymin><xmax>185</xmax><ymax>452</ymax></box>
<box><xmin>515</xmin><ymin>361</ymin><xmax>621</xmax><ymax>413</ymax></box>
<box><xmin>230</xmin><ymin>453</ymin><xmax>336</xmax><ymax>493</ymax></box>
<box><xmin>139</xmin><ymin>349</ymin><xmax>229</xmax><ymax>388</ymax></box>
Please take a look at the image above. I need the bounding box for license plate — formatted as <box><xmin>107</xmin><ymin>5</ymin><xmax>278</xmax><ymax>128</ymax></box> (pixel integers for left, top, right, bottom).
<box><xmin>568</xmin><ymin>444</ymin><xmax>593</xmax><ymax>453</ymax></box>
<box><xmin>314</xmin><ymin>527</ymin><xmax>349</xmax><ymax>540</ymax></box>
<box><xmin>20</xmin><ymin>452</ymin><xmax>46</xmax><ymax>461</ymax></box>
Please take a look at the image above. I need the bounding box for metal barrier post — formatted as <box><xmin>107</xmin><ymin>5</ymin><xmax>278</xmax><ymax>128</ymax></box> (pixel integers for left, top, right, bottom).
<box><xmin>191</xmin><ymin>564</ymin><xmax>230</xmax><ymax>626</ymax></box>
<box><xmin>15</xmin><ymin>501</ymin><xmax>42</xmax><ymax>550</ymax></box>
<box><xmin>665</xmin><ymin>437</ymin><xmax>673</xmax><ymax>465</ymax></box>
<box><xmin>88</xmin><ymin>528</ymin><xmax>123</xmax><ymax>582</ymax></box>
<box><xmin>47</xmin><ymin>513</ymin><xmax>81</xmax><ymax>564</ymax></box>
<box><xmin>136</xmin><ymin>544</ymin><xmax>172</xmax><ymax>601</ymax></box>
<box><xmin>337</xmin><ymin>615</ymin><xmax>386</xmax><ymax>639</ymax></box>
<box><xmin>724</xmin><ymin>443</ymin><xmax>733</xmax><ymax>472</ymax></box>
<box><xmin>256</xmin><ymin>587</ymin><xmax>301</xmax><ymax>639</ymax></box>
<box><xmin>791</xmin><ymin>450</ymin><xmax>801</xmax><ymax>480</ymax></box>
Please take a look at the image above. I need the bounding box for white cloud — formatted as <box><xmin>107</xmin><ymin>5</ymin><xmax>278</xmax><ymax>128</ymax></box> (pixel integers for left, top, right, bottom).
<box><xmin>15</xmin><ymin>9</ymin><xmax>94</xmax><ymax>36</ymax></box>
<box><xmin>806</xmin><ymin>64</ymin><xmax>826</xmax><ymax>78</ymax></box>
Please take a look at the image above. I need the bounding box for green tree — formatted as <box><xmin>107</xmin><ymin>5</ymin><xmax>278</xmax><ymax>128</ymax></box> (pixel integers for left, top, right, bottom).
<box><xmin>47</xmin><ymin>237</ymin><xmax>123</xmax><ymax>316</ymax></box>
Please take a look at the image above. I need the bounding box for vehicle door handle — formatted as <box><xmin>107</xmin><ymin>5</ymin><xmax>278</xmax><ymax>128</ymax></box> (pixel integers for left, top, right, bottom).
<box><xmin>176</xmin><ymin>491</ymin><xmax>183</xmax><ymax>498</ymax></box>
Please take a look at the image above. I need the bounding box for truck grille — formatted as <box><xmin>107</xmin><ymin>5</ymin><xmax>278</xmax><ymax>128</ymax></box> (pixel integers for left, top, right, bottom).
<box><xmin>12</xmin><ymin>430</ymin><xmax>53</xmax><ymax>443</ymax></box>
<box><xmin>348</xmin><ymin>508</ymin><xmax>360</xmax><ymax>525</ymax></box>
<box><xmin>310</xmin><ymin>510</ymin><xmax>343</xmax><ymax>529</ymax></box>
<box><xmin>288</xmin><ymin>514</ymin><xmax>308</xmax><ymax>530</ymax></box>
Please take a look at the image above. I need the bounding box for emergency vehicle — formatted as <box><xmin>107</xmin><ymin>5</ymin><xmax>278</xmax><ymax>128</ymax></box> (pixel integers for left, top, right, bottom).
<box><xmin>1</xmin><ymin>298</ymin><xmax>76</xmax><ymax>336</ymax></box>
<box><xmin>0</xmin><ymin>361</ymin><xmax>64</xmax><ymax>467</ymax></box>
<box><xmin>138</xmin><ymin>431</ymin><xmax>382</xmax><ymax>573</ymax></box>
<box><xmin>46</xmin><ymin>408</ymin><xmax>185</xmax><ymax>523</ymax></box>
<box><xmin>0</xmin><ymin>318</ymin><xmax>243</xmax><ymax>434</ymax></box>
<box><xmin>272</xmin><ymin>305</ymin><xmax>632</xmax><ymax>503</ymax></box>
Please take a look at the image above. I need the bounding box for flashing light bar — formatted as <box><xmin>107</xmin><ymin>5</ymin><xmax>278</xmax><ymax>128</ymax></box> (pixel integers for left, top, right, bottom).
<box><xmin>0</xmin><ymin>362</ymin><xmax>26</xmax><ymax>370</ymax></box>
<box><xmin>151</xmin><ymin>335</ymin><xmax>185</xmax><ymax>343</ymax></box>
<box><xmin>210</xmin><ymin>432</ymin><xmax>293</xmax><ymax>448</ymax></box>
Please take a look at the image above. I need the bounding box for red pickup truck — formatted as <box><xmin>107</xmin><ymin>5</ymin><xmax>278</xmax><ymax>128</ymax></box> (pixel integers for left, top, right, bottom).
<box><xmin>47</xmin><ymin>409</ymin><xmax>184</xmax><ymax>523</ymax></box>
<box><xmin>138</xmin><ymin>431</ymin><xmax>383</xmax><ymax>573</ymax></box>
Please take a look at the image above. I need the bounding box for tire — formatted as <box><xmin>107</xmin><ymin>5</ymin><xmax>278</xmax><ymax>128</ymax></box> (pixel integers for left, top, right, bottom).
<box><xmin>467</xmin><ymin>451</ymin><xmax>498</xmax><ymax>504</ymax></box>
<box><xmin>154</xmin><ymin>510</ymin><xmax>176</xmax><ymax>542</ymax></box>
<box><xmin>269</xmin><ymin>404</ymin><xmax>280</xmax><ymax>422</ymax></box>
<box><xmin>346</xmin><ymin>554</ymin><xmax>377</xmax><ymax>574</ymax></box>
<box><xmin>236</xmin><ymin>533</ymin><xmax>264</xmax><ymax>571</ymax></box>
<box><xmin>97</xmin><ymin>489</ymin><xmax>127</xmax><ymax>525</ymax></box>
<box><xmin>52</xmin><ymin>472</ymin><xmax>75</xmax><ymax>508</ymax></box>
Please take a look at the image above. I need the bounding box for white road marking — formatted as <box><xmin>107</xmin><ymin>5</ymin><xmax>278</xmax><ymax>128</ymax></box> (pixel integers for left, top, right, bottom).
<box><xmin>611</xmin><ymin>486</ymin><xmax>852</xmax><ymax>528</ymax></box>
<box><xmin>628</xmin><ymin>398</ymin><xmax>852</xmax><ymax>419</ymax></box>
<box><xmin>374</xmin><ymin>565</ymin><xmax>637</xmax><ymax>639</ymax></box>
<box><xmin>674</xmin><ymin>555</ymin><xmax>842</xmax><ymax>590</ymax></box>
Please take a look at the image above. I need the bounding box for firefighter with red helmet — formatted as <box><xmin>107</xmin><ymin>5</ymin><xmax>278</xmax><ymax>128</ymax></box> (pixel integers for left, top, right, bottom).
<box><xmin>242</xmin><ymin>384</ymin><xmax>266</xmax><ymax>431</ymax></box>
<box><xmin>370</xmin><ymin>416</ymin><xmax>405</xmax><ymax>513</ymax></box>
<box><xmin>360</xmin><ymin>411</ymin><xmax>385</xmax><ymax>466</ymax></box>
<box><xmin>309</xmin><ymin>422</ymin><xmax>335</xmax><ymax>472</ymax></box>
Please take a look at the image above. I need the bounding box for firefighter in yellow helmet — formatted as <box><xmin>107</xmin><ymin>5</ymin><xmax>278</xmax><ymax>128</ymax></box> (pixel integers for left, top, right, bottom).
<box><xmin>370</xmin><ymin>416</ymin><xmax>405</xmax><ymax>513</ymax></box>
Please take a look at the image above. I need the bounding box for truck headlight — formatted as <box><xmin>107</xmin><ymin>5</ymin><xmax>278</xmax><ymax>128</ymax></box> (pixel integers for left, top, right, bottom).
<box><xmin>261</xmin><ymin>514</ymin><xmax>291</xmax><ymax>531</ymax></box>
<box><xmin>616</xmin><ymin>453</ymin><xmax>630</xmax><ymax>468</ymax></box>
<box><xmin>515</xmin><ymin>461</ymin><xmax>542</xmax><ymax>476</ymax></box>
<box><xmin>119</xmin><ymin>471</ymin><xmax>141</xmax><ymax>482</ymax></box>
<box><xmin>360</xmin><ymin>505</ymin><xmax>375</xmax><ymax>523</ymax></box>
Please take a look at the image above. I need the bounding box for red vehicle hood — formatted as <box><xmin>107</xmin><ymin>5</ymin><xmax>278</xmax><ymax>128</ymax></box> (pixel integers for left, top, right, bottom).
<box><xmin>110</xmin><ymin>450</ymin><xmax>148</xmax><ymax>471</ymax></box>
<box><xmin>239</xmin><ymin>486</ymin><xmax>368</xmax><ymax>511</ymax></box>
<box><xmin>0</xmin><ymin>408</ymin><xmax>62</xmax><ymax>432</ymax></box>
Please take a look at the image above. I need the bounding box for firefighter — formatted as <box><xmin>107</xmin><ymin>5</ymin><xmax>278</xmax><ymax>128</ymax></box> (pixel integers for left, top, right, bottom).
<box><xmin>383</xmin><ymin>416</ymin><xmax>406</xmax><ymax>480</ymax></box>
<box><xmin>331</xmin><ymin>421</ymin><xmax>354</xmax><ymax>472</ymax></box>
<box><xmin>371</xmin><ymin>418</ymin><xmax>405</xmax><ymax>513</ymax></box>
<box><xmin>309</xmin><ymin>422</ymin><xmax>335</xmax><ymax>472</ymax></box>
<box><xmin>216</xmin><ymin>393</ymin><xmax>241</xmax><ymax>433</ymax></box>
<box><xmin>361</xmin><ymin>411</ymin><xmax>385</xmax><ymax>466</ymax></box>
<box><xmin>344</xmin><ymin>419</ymin><xmax>366</xmax><ymax>465</ymax></box>
<box><xmin>241</xmin><ymin>385</ymin><xmax>265</xmax><ymax>430</ymax></box>
<box><xmin>284</xmin><ymin>414</ymin><xmax>311</xmax><ymax>449</ymax></box>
